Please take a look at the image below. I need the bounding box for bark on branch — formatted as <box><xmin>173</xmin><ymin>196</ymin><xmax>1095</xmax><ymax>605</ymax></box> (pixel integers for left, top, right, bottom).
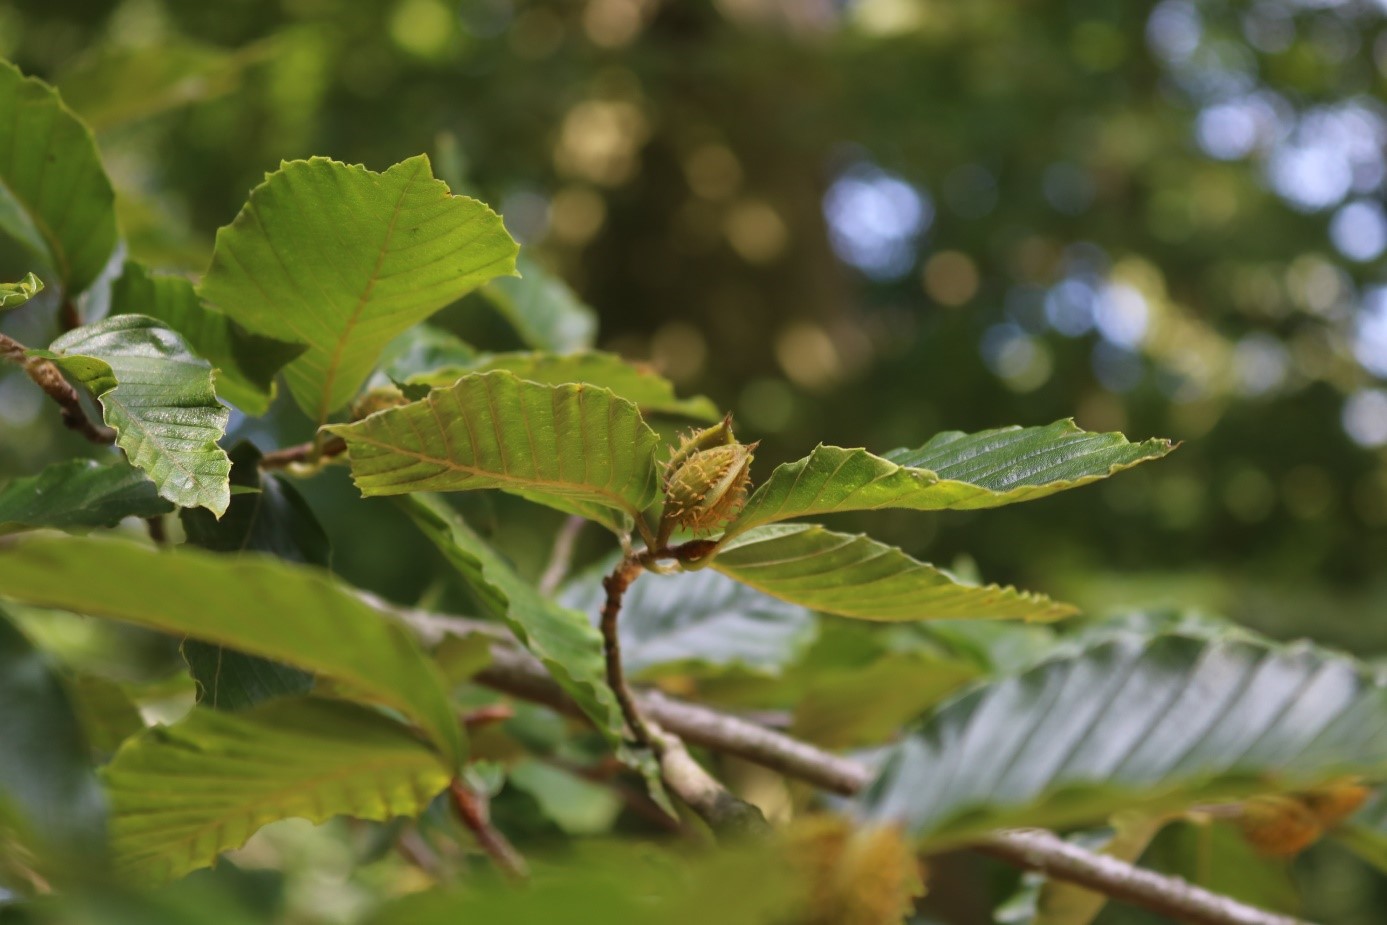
<box><xmin>467</xmin><ymin>644</ymin><xmax>1314</xmax><ymax>925</ymax></box>
<box><xmin>0</xmin><ymin>333</ymin><xmax>115</xmax><ymax>445</ymax></box>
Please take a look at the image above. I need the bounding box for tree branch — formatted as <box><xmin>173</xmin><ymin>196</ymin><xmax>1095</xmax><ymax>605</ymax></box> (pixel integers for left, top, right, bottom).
<box><xmin>647</xmin><ymin>722</ymin><xmax>770</xmax><ymax>838</ymax></box>
<box><xmin>600</xmin><ymin>554</ymin><xmax>655</xmax><ymax>748</ymax></box>
<box><xmin>447</xmin><ymin>778</ymin><xmax>529</xmax><ymax>881</ymax></box>
<box><xmin>0</xmin><ymin>332</ymin><xmax>115</xmax><ymax>445</ymax></box>
<box><xmin>977</xmin><ymin>830</ymin><xmax>1310</xmax><ymax>925</ymax></box>
<box><xmin>468</xmin><ymin>643</ymin><xmax>1314</xmax><ymax>925</ymax></box>
<box><xmin>259</xmin><ymin>435</ymin><xmax>346</xmax><ymax>470</ymax></box>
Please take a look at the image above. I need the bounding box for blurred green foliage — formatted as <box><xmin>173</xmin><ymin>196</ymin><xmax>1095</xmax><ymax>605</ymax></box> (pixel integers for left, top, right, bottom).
<box><xmin>4</xmin><ymin>0</ymin><xmax>1387</xmax><ymax>921</ymax></box>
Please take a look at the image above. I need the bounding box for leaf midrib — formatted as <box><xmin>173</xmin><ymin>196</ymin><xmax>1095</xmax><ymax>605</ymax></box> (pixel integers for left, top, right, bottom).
<box><xmin>344</xmin><ymin>428</ymin><xmax>641</xmax><ymax>516</ymax></box>
<box><xmin>315</xmin><ymin>159</ymin><xmax>423</xmax><ymax>425</ymax></box>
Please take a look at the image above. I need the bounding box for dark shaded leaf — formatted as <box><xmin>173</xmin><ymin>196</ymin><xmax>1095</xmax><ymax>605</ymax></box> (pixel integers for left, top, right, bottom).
<box><xmin>0</xmin><ymin>607</ymin><xmax>106</xmax><ymax>874</ymax></box>
<box><xmin>0</xmin><ymin>459</ymin><xmax>172</xmax><ymax>534</ymax></box>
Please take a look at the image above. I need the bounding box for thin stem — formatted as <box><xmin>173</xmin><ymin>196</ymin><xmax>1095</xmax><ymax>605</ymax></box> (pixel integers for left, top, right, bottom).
<box><xmin>145</xmin><ymin>515</ymin><xmax>168</xmax><ymax>546</ymax></box>
<box><xmin>600</xmin><ymin>554</ymin><xmax>654</xmax><ymax>748</ymax></box>
<box><xmin>58</xmin><ymin>299</ymin><xmax>80</xmax><ymax>333</ymax></box>
<box><xmin>0</xmin><ymin>332</ymin><xmax>115</xmax><ymax>445</ymax></box>
<box><xmin>259</xmin><ymin>435</ymin><xmax>346</xmax><ymax>470</ymax></box>
<box><xmin>538</xmin><ymin>515</ymin><xmax>586</xmax><ymax>596</ymax></box>
<box><xmin>447</xmin><ymin>779</ymin><xmax>528</xmax><ymax>881</ymax></box>
<box><xmin>460</xmin><ymin>703</ymin><xmax>514</xmax><ymax>731</ymax></box>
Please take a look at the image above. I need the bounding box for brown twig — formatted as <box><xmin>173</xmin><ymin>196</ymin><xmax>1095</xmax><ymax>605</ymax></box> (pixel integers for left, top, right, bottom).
<box><xmin>1</xmin><ymin>332</ymin><xmax>115</xmax><ymax>445</ymax></box>
<box><xmin>58</xmin><ymin>299</ymin><xmax>80</xmax><ymax>333</ymax></box>
<box><xmin>259</xmin><ymin>435</ymin><xmax>347</xmax><ymax>470</ymax></box>
<box><xmin>600</xmin><ymin>554</ymin><xmax>655</xmax><ymax>748</ymax></box>
<box><xmin>447</xmin><ymin>779</ymin><xmax>528</xmax><ymax>881</ymax></box>
<box><xmin>460</xmin><ymin>703</ymin><xmax>514</xmax><ymax>731</ymax></box>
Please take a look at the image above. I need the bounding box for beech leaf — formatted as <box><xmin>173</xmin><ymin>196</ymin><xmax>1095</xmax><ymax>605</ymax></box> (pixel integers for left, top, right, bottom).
<box><xmin>712</xmin><ymin>524</ymin><xmax>1076</xmax><ymax>622</ymax></box>
<box><xmin>103</xmin><ymin>698</ymin><xmax>450</xmax><ymax>884</ymax></box>
<box><xmin>727</xmin><ymin>420</ymin><xmax>1173</xmax><ymax>537</ymax></box>
<box><xmin>198</xmin><ymin>155</ymin><xmax>518</xmax><ymax>421</ymax></box>
<box><xmin>858</xmin><ymin>634</ymin><xmax>1387</xmax><ymax>848</ymax></box>
<box><xmin>328</xmin><ymin>370</ymin><xmax>661</xmax><ymax>535</ymax></box>
<box><xmin>41</xmin><ymin>315</ymin><xmax>232</xmax><ymax>516</ymax></box>
<box><xmin>0</xmin><ymin>61</ymin><xmax>116</xmax><ymax>297</ymax></box>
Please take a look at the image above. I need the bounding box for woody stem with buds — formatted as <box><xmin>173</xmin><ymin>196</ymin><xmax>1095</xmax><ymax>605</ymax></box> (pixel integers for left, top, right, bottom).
<box><xmin>600</xmin><ymin>552</ymin><xmax>655</xmax><ymax>749</ymax></box>
<box><xmin>599</xmin><ymin>537</ymin><xmax>765</xmax><ymax>834</ymax></box>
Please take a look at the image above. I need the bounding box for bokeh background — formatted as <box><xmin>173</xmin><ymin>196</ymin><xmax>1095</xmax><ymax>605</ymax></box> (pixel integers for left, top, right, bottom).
<box><xmin>3</xmin><ymin>0</ymin><xmax>1387</xmax><ymax>921</ymax></box>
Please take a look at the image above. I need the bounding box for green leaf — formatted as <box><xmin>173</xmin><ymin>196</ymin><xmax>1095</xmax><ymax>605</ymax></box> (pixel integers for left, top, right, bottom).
<box><xmin>102</xmin><ymin>697</ymin><xmax>451</xmax><ymax>884</ymax></box>
<box><xmin>406</xmin><ymin>351</ymin><xmax>721</xmax><ymax>421</ymax></box>
<box><xmin>57</xmin><ymin>39</ymin><xmax>262</xmax><ymax>133</ymax></box>
<box><xmin>0</xmin><ymin>458</ymin><xmax>173</xmax><ymax>534</ymax></box>
<box><xmin>42</xmin><ymin>315</ymin><xmax>232</xmax><ymax>516</ymax></box>
<box><xmin>789</xmin><ymin>649</ymin><xmax>981</xmax><ymax>749</ymax></box>
<box><xmin>67</xmin><ymin>674</ymin><xmax>145</xmax><ymax>757</ymax></box>
<box><xmin>366</xmin><ymin>840</ymin><xmax>800</xmax><ymax>925</ymax></box>
<box><xmin>559</xmin><ymin>562</ymin><xmax>815</xmax><ymax>677</ymax></box>
<box><xmin>327</xmin><ymin>370</ymin><xmax>661</xmax><ymax>536</ymax></box>
<box><xmin>0</xmin><ymin>60</ymin><xmax>117</xmax><ymax>297</ymax></box>
<box><xmin>857</xmin><ymin>634</ymin><xmax>1387</xmax><ymax>848</ymax></box>
<box><xmin>0</xmin><ymin>608</ymin><xmax>106</xmax><ymax>872</ymax></box>
<box><xmin>507</xmin><ymin>760</ymin><xmax>622</xmax><ymax>836</ymax></box>
<box><xmin>0</xmin><ymin>271</ymin><xmax>42</xmax><ymax>309</ymax></box>
<box><xmin>0</xmin><ymin>534</ymin><xmax>463</xmax><ymax>767</ymax></box>
<box><xmin>198</xmin><ymin>155</ymin><xmax>519</xmax><ymax>421</ymax></box>
<box><xmin>399</xmin><ymin>494</ymin><xmax>622</xmax><ymax>742</ymax></box>
<box><xmin>481</xmin><ymin>254</ymin><xmax>597</xmax><ymax>353</ymax></box>
<box><xmin>111</xmin><ymin>262</ymin><xmax>303</xmax><ymax>416</ymax></box>
<box><xmin>711</xmin><ymin>524</ymin><xmax>1076</xmax><ymax>622</ymax></box>
<box><xmin>179</xmin><ymin>443</ymin><xmax>325</xmax><ymax>711</ymax></box>
<box><xmin>726</xmin><ymin>420</ymin><xmax>1173</xmax><ymax>536</ymax></box>
<box><xmin>380</xmin><ymin>323</ymin><xmax>479</xmax><ymax>384</ymax></box>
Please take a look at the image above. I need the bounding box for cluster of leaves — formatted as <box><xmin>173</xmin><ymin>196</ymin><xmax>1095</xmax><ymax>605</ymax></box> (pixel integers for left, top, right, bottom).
<box><xmin>3</xmin><ymin>55</ymin><xmax>1387</xmax><ymax>924</ymax></box>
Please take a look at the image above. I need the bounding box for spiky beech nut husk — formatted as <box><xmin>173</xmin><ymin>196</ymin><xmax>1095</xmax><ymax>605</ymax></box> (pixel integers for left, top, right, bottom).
<box><xmin>1235</xmin><ymin>794</ymin><xmax>1323</xmax><ymax>857</ymax></box>
<box><xmin>662</xmin><ymin>440</ymin><xmax>756</xmax><ymax>535</ymax></box>
<box><xmin>664</xmin><ymin>413</ymin><xmax>736</xmax><ymax>479</ymax></box>
<box><xmin>783</xmin><ymin>815</ymin><xmax>924</xmax><ymax>925</ymax></box>
<box><xmin>350</xmin><ymin>386</ymin><xmax>410</xmax><ymax>420</ymax></box>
